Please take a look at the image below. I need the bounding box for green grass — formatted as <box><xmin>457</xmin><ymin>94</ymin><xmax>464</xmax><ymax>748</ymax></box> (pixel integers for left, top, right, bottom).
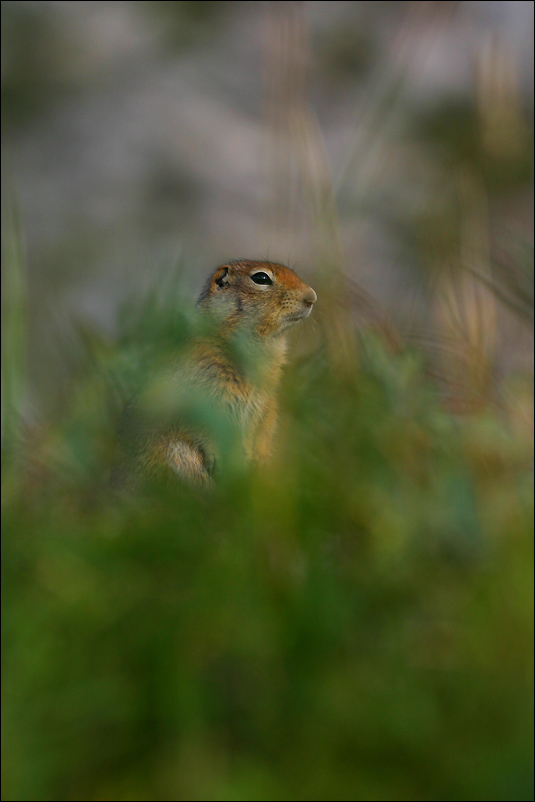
<box><xmin>1</xmin><ymin>195</ymin><xmax>28</xmax><ymax>453</ymax></box>
<box><xmin>2</xmin><ymin>254</ymin><xmax>533</xmax><ymax>800</ymax></box>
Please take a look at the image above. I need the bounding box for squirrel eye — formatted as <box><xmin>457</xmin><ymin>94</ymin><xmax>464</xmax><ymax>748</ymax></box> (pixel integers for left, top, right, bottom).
<box><xmin>251</xmin><ymin>272</ymin><xmax>273</xmax><ymax>285</ymax></box>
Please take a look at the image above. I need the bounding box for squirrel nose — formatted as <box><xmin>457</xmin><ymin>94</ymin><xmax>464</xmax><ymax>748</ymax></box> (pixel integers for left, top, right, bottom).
<box><xmin>303</xmin><ymin>287</ymin><xmax>317</xmax><ymax>308</ymax></box>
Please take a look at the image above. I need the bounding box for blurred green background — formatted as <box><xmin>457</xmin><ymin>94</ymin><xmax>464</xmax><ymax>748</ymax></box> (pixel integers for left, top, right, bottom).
<box><xmin>2</xmin><ymin>2</ymin><xmax>534</xmax><ymax>800</ymax></box>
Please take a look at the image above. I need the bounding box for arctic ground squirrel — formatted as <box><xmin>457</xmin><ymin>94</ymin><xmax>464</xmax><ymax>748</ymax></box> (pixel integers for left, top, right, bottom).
<box><xmin>130</xmin><ymin>259</ymin><xmax>317</xmax><ymax>485</ymax></box>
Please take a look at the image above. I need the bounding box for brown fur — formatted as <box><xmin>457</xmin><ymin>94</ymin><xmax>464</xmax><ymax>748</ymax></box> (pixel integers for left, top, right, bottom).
<box><xmin>141</xmin><ymin>260</ymin><xmax>316</xmax><ymax>484</ymax></box>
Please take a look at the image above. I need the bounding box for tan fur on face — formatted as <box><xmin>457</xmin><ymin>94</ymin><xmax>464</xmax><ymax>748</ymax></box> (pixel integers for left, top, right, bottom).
<box><xmin>199</xmin><ymin>260</ymin><xmax>317</xmax><ymax>339</ymax></box>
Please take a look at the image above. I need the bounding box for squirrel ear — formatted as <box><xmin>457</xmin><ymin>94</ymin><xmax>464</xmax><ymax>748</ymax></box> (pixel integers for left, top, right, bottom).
<box><xmin>214</xmin><ymin>266</ymin><xmax>230</xmax><ymax>289</ymax></box>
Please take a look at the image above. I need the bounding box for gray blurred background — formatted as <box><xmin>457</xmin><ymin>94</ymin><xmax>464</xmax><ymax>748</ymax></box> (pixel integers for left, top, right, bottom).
<box><xmin>2</xmin><ymin>1</ymin><xmax>534</xmax><ymax>413</ymax></box>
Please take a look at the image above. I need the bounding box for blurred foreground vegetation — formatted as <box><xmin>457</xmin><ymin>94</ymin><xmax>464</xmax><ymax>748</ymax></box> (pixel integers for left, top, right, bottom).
<box><xmin>2</xmin><ymin>250</ymin><xmax>534</xmax><ymax>801</ymax></box>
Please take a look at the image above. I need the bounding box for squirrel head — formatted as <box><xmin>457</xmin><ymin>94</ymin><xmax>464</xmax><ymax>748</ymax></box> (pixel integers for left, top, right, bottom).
<box><xmin>198</xmin><ymin>260</ymin><xmax>317</xmax><ymax>339</ymax></box>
